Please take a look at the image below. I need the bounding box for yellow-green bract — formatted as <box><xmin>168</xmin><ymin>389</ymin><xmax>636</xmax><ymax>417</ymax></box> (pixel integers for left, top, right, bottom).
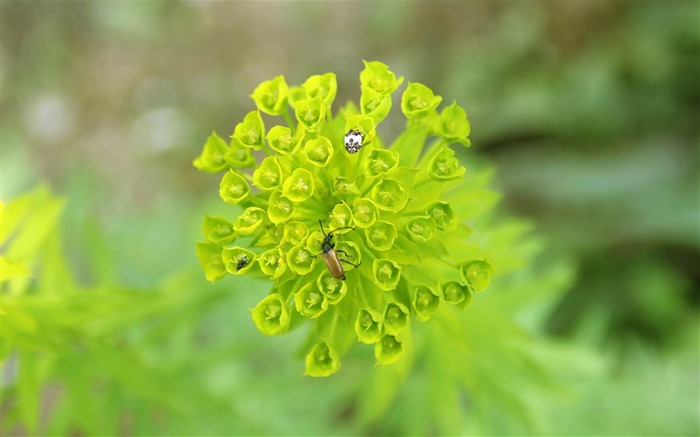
<box><xmin>194</xmin><ymin>61</ymin><xmax>494</xmax><ymax>377</ymax></box>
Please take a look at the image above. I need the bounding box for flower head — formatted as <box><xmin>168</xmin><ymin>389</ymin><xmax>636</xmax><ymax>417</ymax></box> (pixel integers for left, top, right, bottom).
<box><xmin>195</xmin><ymin>61</ymin><xmax>494</xmax><ymax>375</ymax></box>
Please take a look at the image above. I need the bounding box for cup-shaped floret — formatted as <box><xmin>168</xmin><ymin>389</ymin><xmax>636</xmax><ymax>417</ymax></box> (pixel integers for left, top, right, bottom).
<box><xmin>352</xmin><ymin>198</ymin><xmax>379</xmax><ymax>229</ymax></box>
<box><xmin>383</xmin><ymin>302</ymin><xmax>410</xmax><ymax>335</ymax></box>
<box><xmin>425</xmin><ymin>201</ymin><xmax>455</xmax><ymax>231</ymax></box>
<box><xmin>440</xmin><ymin>281</ymin><xmax>472</xmax><ymax>310</ymax></box>
<box><xmin>250</xmin><ymin>75</ymin><xmax>289</xmax><ymax>115</ymax></box>
<box><xmin>334</xmin><ymin>240</ymin><xmax>361</xmax><ymax>270</ymax></box>
<box><xmin>195</xmin><ymin>242</ymin><xmax>226</xmax><ymax>282</ymax></box>
<box><xmin>202</xmin><ymin>215</ymin><xmax>235</xmax><ymax>245</ymax></box>
<box><xmin>282</xmin><ymin>168</ymin><xmax>315</xmax><ymax>203</ymax></box>
<box><xmin>233</xmin><ymin>207</ymin><xmax>266</xmax><ymax>236</ymax></box>
<box><xmin>373</xmin><ymin>259</ymin><xmax>402</xmax><ymax>291</ymax></box>
<box><xmin>286</xmin><ymin>245</ymin><xmax>316</xmax><ymax>275</ymax></box>
<box><xmin>359</xmin><ymin>61</ymin><xmax>404</xmax><ymax>95</ymax></box>
<box><xmin>283</xmin><ymin>221</ymin><xmax>308</xmax><ymax>246</ymax></box>
<box><xmin>374</xmin><ymin>334</ymin><xmax>404</xmax><ymax>365</ymax></box>
<box><xmin>305</xmin><ymin>230</ymin><xmax>325</xmax><ymax>253</ymax></box>
<box><xmin>365</xmin><ymin>220</ymin><xmax>397</xmax><ymax>251</ymax></box>
<box><xmin>287</xmin><ymin>85</ymin><xmax>306</xmax><ymax>106</ymax></box>
<box><xmin>193</xmin><ymin>132</ymin><xmax>229</xmax><ymax>173</ymax></box>
<box><xmin>219</xmin><ymin>171</ymin><xmax>250</xmax><ymax>204</ymax></box>
<box><xmin>413</xmin><ymin>285</ymin><xmax>441</xmax><ymax>321</ymax></box>
<box><xmin>231</xmin><ymin>110</ymin><xmax>266</xmax><ymax>150</ymax></box>
<box><xmin>334</xmin><ymin>177</ymin><xmax>360</xmax><ymax>196</ymax></box>
<box><xmin>225</xmin><ymin>139</ymin><xmax>255</xmax><ymax>168</ymax></box>
<box><xmin>371</xmin><ymin>178</ymin><xmax>408</xmax><ymax>212</ymax></box>
<box><xmin>253</xmin><ymin>156</ymin><xmax>282</xmax><ymax>191</ymax></box>
<box><xmin>303</xmin><ymin>137</ymin><xmax>334</xmax><ymax>168</ymax></box>
<box><xmin>362</xmin><ymin>149</ymin><xmax>399</xmax><ymax>178</ymax></box>
<box><xmin>405</xmin><ymin>216</ymin><xmax>435</xmax><ymax>242</ymax></box>
<box><xmin>460</xmin><ymin>259</ymin><xmax>495</xmax><ymax>292</ymax></box>
<box><xmin>344</xmin><ymin>115</ymin><xmax>376</xmax><ymax>147</ymax></box>
<box><xmin>329</xmin><ymin>202</ymin><xmax>353</xmax><ymax>231</ymax></box>
<box><xmin>429</xmin><ymin>146</ymin><xmax>466</xmax><ymax>181</ymax></box>
<box><xmin>258</xmin><ymin>248</ymin><xmax>286</xmax><ymax>279</ymax></box>
<box><xmin>316</xmin><ymin>271</ymin><xmax>348</xmax><ymax>305</ymax></box>
<box><xmin>401</xmin><ymin>82</ymin><xmax>442</xmax><ymax>119</ymax></box>
<box><xmin>355</xmin><ymin>308</ymin><xmax>384</xmax><ymax>344</ymax></box>
<box><xmin>222</xmin><ymin>247</ymin><xmax>256</xmax><ymax>275</ymax></box>
<box><xmin>436</xmin><ymin>101</ymin><xmax>470</xmax><ymax>146</ymax></box>
<box><xmin>267</xmin><ymin>191</ymin><xmax>295</xmax><ymax>224</ymax></box>
<box><xmin>251</xmin><ymin>293</ymin><xmax>290</xmax><ymax>336</ymax></box>
<box><xmin>266</xmin><ymin>125</ymin><xmax>302</xmax><ymax>155</ymax></box>
<box><xmin>360</xmin><ymin>86</ymin><xmax>392</xmax><ymax>125</ymax></box>
<box><xmin>295</xmin><ymin>282</ymin><xmax>329</xmax><ymax>319</ymax></box>
<box><xmin>294</xmin><ymin>97</ymin><xmax>326</xmax><ymax>133</ymax></box>
<box><xmin>305</xmin><ymin>341</ymin><xmax>341</xmax><ymax>377</ymax></box>
<box><xmin>302</xmin><ymin>73</ymin><xmax>337</xmax><ymax>107</ymax></box>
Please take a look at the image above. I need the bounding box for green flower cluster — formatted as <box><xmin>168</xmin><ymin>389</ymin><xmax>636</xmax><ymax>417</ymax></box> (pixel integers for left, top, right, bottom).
<box><xmin>194</xmin><ymin>61</ymin><xmax>494</xmax><ymax>376</ymax></box>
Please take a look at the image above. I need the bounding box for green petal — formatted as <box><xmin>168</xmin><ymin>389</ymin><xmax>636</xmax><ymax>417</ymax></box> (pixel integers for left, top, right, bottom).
<box><xmin>282</xmin><ymin>221</ymin><xmax>309</xmax><ymax>246</ymax></box>
<box><xmin>365</xmin><ymin>220</ymin><xmax>397</xmax><ymax>251</ymax></box>
<box><xmin>355</xmin><ymin>308</ymin><xmax>384</xmax><ymax>344</ymax></box>
<box><xmin>202</xmin><ymin>215</ymin><xmax>236</xmax><ymax>245</ymax></box>
<box><xmin>359</xmin><ymin>60</ymin><xmax>404</xmax><ymax>95</ymax></box>
<box><xmin>436</xmin><ymin>101</ymin><xmax>470</xmax><ymax>145</ymax></box>
<box><xmin>460</xmin><ymin>259</ymin><xmax>495</xmax><ymax>292</ymax></box>
<box><xmin>302</xmin><ymin>136</ymin><xmax>334</xmax><ymax>167</ymax></box>
<box><xmin>440</xmin><ymin>281</ymin><xmax>473</xmax><ymax>310</ymax></box>
<box><xmin>231</xmin><ymin>110</ymin><xmax>266</xmax><ymax>150</ymax></box>
<box><xmin>429</xmin><ymin>146</ymin><xmax>466</xmax><ymax>181</ymax></box>
<box><xmin>266</xmin><ymin>125</ymin><xmax>302</xmax><ymax>155</ymax></box>
<box><xmin>286</xmin><ymin>245</ymin><xmax>316</xmax><ymax>275</ymax></box>
<box><xmin>412</xmin><ymin>285</ymin><xmax>441</xmax><ymax>321</ymax></box>
<box><xmin>362</xmin><ymin>149</ymin><xmax>399</xmax><ymax>178</ymax></box>
<box><xmin>225</xmin><ymin>138</ymin><xmax>256</xmax><ymax>168</ymax></box>
<box><xmin>282</xmin><ymin>168</ymin><xmax>315</xmax><ymax>203</ymax></box>
<box><xmin>253</xmin><ymin>156</ymin><xmax>282</xmax><ymax>191</ymax></box>
<box><xmin>219</xmin><ymin>170</ymin><xmax>250</xmax><ymax>204</ymax></box>
<box><xmin>258</xmin><ymin>248</ymin><xmax>286</xmax><ymax>279</ymax></box>
<box><xmin>233</xmin><ymin>207</ymin><xmax>266</xmax><ymax>236</ymax></box>
<box><xmin>294</xmin><ymin>281</ymin><xmax>329</xmax><ymax>319</ymax></box>
<box><xmin>425</xmin><ymin>201</ymin><xmax>455</xmax><ymax>231</ymax></box>
<box><xmin>401</xmin><ymin>82</ymin><xmax>442</xmax><ymax>119</ymax></box>
<box><xmin>371</xmin><ymin>178</ymin><xmax>408</xmax><ymax>212</ymax></box>
<box><xmin>316</xmin><ymin>271</ymin><xmax>348</xmax><ymax>305</ymax></box>
<box><xmin>373</xmin><ymin>259</ymin><xmax>402</xmax><ymax>291</ymax></box>
<box><xmin>193</xmin><ymin>132</ymin><xmax>229</xmax><ymax>173</ymax></box>
<box><xmin>294</xmin><ymin>97</ymin><xmax>326</xmax><ymax>133</ymax></box>
<box><xmin>329</xmin><ymin>202</ymin><xmax>353</xmax><ymax>230</ymax></box>
<box><xmin>333</xmin><ymin>177</ymin><xmax>360</xmax><ymax>196</ymax></box>
<box><xmin>352</xmin><ymin>198</ymin><xmax>379</xmax><ymax>229</ymax></box>
<box><xmin>267</xmin><ymin>191</ymin><xmax>295</xmax><ymax>224</ymax></box>
<box><xmin>360</xmin><ymin>85</ymin><xmax>392</xmax><ymax>125</ymax></box>
<box><xmin>404</xmin><ymin>216</ymin><xmax>435</xmax><ymax>242</ymax></box>
<box><xmin>251</xmin><ymin>293</ymin><xmax>290</xmax><ymax>336</ymax></box>
<box><xmin>302</xmin><ymin>73</ymin><xmax>337</xmax><ymax>107</ymax></box>
<box><xmin>250</xmin><ymin>75</ymin><xmax>289</xmax><ymax>115</ymax></box>
<box><xmin>195</xmin><ymin>242</ymin><xmax>226</xmax><ymax>283</ymax></box>
<box><xmin>374</xmin><ymin>334</ymin><xmax>404</xmax><ymax>365</ymax></box>
<box><xmin>305</xmin><ymin>341</ymin><xmax>341</xmax><ymax>377</ymax></box>
<box><xmin>383</xmin><ymin>302</ymin><xmax>410</xmax><ymax>335</ymax></box>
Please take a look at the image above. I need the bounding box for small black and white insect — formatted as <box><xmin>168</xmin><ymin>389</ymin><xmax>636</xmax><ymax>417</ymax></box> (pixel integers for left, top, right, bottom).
<box><xmin>236</xmin><ymin>255</ymin><xmax>249</xmax><ymax>271</ymax></box>
<box><xmin>344</xmin><ymin>130</ymin><xmax>364</xmax><ymax>154</ymax></box>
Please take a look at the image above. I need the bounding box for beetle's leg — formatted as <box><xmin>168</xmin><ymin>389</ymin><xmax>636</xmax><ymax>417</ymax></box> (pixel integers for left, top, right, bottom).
<box><xmin>335</xmin><ymin>249</ymin><xmax>349</xmax><ymax>256</ymax></box>
<box><xmin>340</xmin><ymin>258</ymin><xmax>362</xmax><ymax>268</ymax></box>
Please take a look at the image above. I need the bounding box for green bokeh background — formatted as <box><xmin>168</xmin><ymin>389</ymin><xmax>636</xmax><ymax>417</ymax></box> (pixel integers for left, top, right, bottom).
<box><xmin>2</xmin><ymin>1</ymin><xmax>698</xmax><ymax>435</ymax></box>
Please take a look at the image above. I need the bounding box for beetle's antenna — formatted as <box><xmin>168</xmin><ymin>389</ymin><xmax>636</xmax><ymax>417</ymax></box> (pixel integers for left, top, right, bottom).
<box><xmin>328</xmin><ymin>225</ymin><xmax>355</xmax><ymax>237</ymax></box>
<box><xmin>318</xmin><ymin>219</ymin><xmax>329</xmax><ymax>237</ymax></box>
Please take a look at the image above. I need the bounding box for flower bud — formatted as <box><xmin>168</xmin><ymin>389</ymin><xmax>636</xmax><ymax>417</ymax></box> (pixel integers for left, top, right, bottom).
<box><xmin>436</xmin><ymin>101</ymin><xmax>470</xmax><ymax>146</ymax></box>
<box><xmin>266</xmin><ymin>125</ymin><xmax>302</xmax><ymax>155</ymax></box>
<box><xmin>267</xmin><ymin>191</ymin><xmax>295</xmax><ymax>224</ymax></box>
<box><xmin>282</xmin><ymin>168</ymin><xmax>315</xmax><ymax>202</ymax></box>
<box><xmin>371</xmin><ymin>178</ymin><xmax>408</xmax><ymax>212</ymax></box>
<box><xmin>429</xmin><ymin>146</ymin><xmax>466</xmax><ymax>181</ymax></box>
<box><xmin>231</xmin><ymin>110</ymin><xmax>265</xmax><ymax>150</ymax></box>
<box><xmin>373</xmin><ymin>259</ymin><xmax>402</xmax><ymax>291</ymax></box>
<box><xmin>295</xmin><ymin>282</ymin><xmax>329</xmax><ymax>319</ymax></box>
<box><xmin>195</xmin><ymin>242</ymin><xmax>226</xmax><ymax>283</ymax></box>
<box><xmin>202</xmin><ymin>215</ymin><xmax>235</xmax><ymax>246</ymax></box>
<box><xmin>222</xmin><ymin>247</ymin><xmax>255</xmax><ymax>275</ymax></box>
<box><xmin>282</xmin><ymin>221</ymin><xmax>308</xmax><ymax>246</ymax></box>
<box><xmin>294</xmin><ymin>97</ymin><xmax>326</xmax><ymax>133</ymax></box>
<box><xmin>317</xmin><ymin>271</ymin><xmax>348</xmax><ymax>304</ymax></box>
<box><xmin>233</xmin><ymin>207</ymin><xmax>266</xmax><ymax>236</ymax></box>
<box><xmin>305</xmin><ymin>341</ymin><xmax>341</xmax><ymax>377</ymax></box>
<box><xmin>405</xmin><ymin>216</ymin><xmax>435</xmax><ymax>242</ymax></box>
<box><xmin>374</xmin><ymin>334</ymin><xmax>404</xmax><ymax>365</ymax></box>
<box><xmin>251</xmin><ymin>293</ymin><xmax>290</xmax><ymax>336</ymax></box>
<box><xmin>250</xmin><ymin>75</ymin><xmax>289</xmax><ymax>115</ymax></box>
<box><xmin>329</xmin><ymin>202</ymin><xmax>353</xmax><ymax>230</ymax></box>
<box><xmin>193</xmin><ymin>132</ymin><xmax>229</xmax><ymax>173</ymax></box>
<box><xmin>302</xmin><ymin>136</ymin><xmax>334</xmax><ymax>168</ymax></box>
<box><xmin>365</xmin><ymin>220</ymin><xmax>397</xmax><ymax>251</ymax></box>
<box><xmin>302</xmin><ymin>73</ymin><xmax>337</xmax><ymax>107</ymax></box>
<box><xmin>425</xmin><ymin>201</ymin><xmax>455</xmax><ymax>231</ymax></box>
<box><xmin>253</xmin><ymin>156</ymin><xmax>282</xmax><ymax>191</ymax></box>
<box><xmin>286</xmin><ymin>245</ymin><xmax>316</xmax><ymax>275</ymax></box>
<box><xmin>219</xmin><ymin>170</ymin><xmax>250</xmax><ymax>204</ymax></box>
<box><xmin>460</xmin><ymin>260</ymin><xmax>495</xmax><ymax>292</ymax></box>
<box><xmin>383</xmin><ymin>302</ymin><xmax>410</xmax><ymax>335</ymax></box>
<box><xmin>352</xmin><ymin>198</ymin><xmax>379</xmax><ymax>229</ymax></box>
<box><xmin>413</xmin><ymin>285</ymin><xmax>440</xmax><ymax>321</ymax></box>
<box><xmin>355</xmin><ymin>308</ymin><xmax>384</xmax><ymax>344</ymax></box>
<box><xmin>258</xmin><ymin>248</ymin><xmax>286</xmax><ymax>279</ymax></box>
<box><xmin>362</xmin><ymin>149</ymin><xmax>399</xmax><ymax>178</ymax></box>
<box><xmin>359</xmin><ymin>60</ymin><xmax>403</xmax><ymax>95</ymax></box>
<box><xmin>440</xmin><ymin>281</ymin><xmax>472</xmax><ymax>310</ymax></box>
<box><xmin>401</xmin><ymin>82</ymin><xmax>442</xmax><ymax>119</ymax></box>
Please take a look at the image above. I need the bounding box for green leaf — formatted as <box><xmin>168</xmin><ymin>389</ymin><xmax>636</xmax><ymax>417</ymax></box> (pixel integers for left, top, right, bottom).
<box><xmin>0</xmin><ymin>257</ymin><xmax>30</xmax><ymax>282</ymax></box>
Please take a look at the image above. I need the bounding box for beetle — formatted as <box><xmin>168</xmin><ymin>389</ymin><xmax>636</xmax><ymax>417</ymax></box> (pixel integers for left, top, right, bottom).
<box><xmin>344</xmin><ymin>129</ymin><xmax>364</xmax><ymax>154</ymax></box>
<box><xmin>314</xmin><ymin>219</ymin><xmax>361</xmax><ymax>280</ymax></box>
<box><xmin>236</xmin><ymin>255</ymin><xmax>249</xmax><ymax>271</ymax></box>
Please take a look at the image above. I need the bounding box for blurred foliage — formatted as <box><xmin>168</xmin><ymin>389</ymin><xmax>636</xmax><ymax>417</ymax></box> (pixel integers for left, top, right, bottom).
<box><xmin>1</xmin><ymin>1</ymin><xmax>698</xmax><ymax>436</ymax></box>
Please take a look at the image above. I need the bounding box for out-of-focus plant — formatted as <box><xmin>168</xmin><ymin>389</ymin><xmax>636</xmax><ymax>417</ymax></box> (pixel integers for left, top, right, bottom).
<box><xmin>194</xmin><ymin>61</ymin><xmax>505</xmax><ymax>375</ymax></box>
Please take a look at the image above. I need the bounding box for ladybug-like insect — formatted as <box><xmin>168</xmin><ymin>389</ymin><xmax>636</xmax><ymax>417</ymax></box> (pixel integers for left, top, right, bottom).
<box><xmin>236</xmin><ymin>255</ymin><xmax>249</xmax><ymax>271</ymax></box>
<box><xmin>314</xmin><ymin>220</ymin><xmax>361</xmax><ymax>280</ymax></box>
<box><xmin>344</xmin><ymin>129</ymin><xmax>364</xmax><ymax>154</ymax></box>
